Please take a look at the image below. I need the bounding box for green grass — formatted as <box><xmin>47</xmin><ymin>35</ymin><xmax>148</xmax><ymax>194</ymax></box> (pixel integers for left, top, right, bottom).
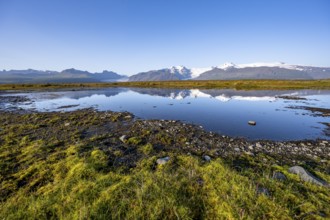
<box><xmin>0</xmin><ymin>111</ymin><xmax>329</xmax><ymax>219</ymax></box>
<box><xmin>1</xmin><ymin>145</ymin><xmax>329</xmax><ymax>219</ymax></box>
<box><xmin>1</xmin><ymin>79</ymin><xmax>330</xmax><ymax>91</ymax></box>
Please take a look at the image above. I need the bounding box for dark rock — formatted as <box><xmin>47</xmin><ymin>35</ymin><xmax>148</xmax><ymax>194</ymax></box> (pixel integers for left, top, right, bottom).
<box><xmin>272</xmin><ymin>171</ymin><xmax>287</xmax><ymax>181</ymax></box>
<box><xmin>57</xmin><ymin>104</ymin><xmax>80</xmax><ymax>109</ymax></box>
<box><xmin>196</xmin><ymin>177</ymin><xmax>204</xmax><ymax>186</ymax></box>
<box><xmin>203</xmin><ymin>155</ymin><xmax>211</xmax><ymax>162</ymax></box>
<box><xmin>277</xmin><ymin>96</ymin><xmax>307</xmax><ymax>100</ymax></box>
<box><xmin>257</xmin><ymin>186</ymin><xmax>270</xmax><ymax>196</ymax></box>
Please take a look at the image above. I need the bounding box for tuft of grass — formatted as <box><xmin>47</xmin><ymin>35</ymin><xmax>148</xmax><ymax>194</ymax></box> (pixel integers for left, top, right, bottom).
<box><xmin>138</xmin><ymin>143</ymin><xmax>154</xmax><ymax>155</ymax></box>
<box><xmin>126</xmin><ymin>137</ymin><xmax>143</xmax><ymax>145</ymax></box>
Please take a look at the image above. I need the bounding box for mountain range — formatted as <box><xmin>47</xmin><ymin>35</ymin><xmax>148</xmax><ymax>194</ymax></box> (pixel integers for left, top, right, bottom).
<box><xmin>128</xmin><ymin>62</ymin><xmax>330</xmax><ymax>81</ymax></box>
<box><xmin>0</xmin><ymin>68</ymin><xmax>127</xmax><ymax>84</ymax></box>
<box><xmin>1</xmin><ymin>62</ymin><xmax>330</xmax><ymax>84</ymax></box>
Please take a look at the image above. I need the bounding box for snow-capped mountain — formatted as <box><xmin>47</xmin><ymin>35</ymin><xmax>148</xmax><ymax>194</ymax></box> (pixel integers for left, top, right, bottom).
<box><xmin>169</xmin><ymin>66</ymin><xmax>191</xmax><ymax>79</ymax></box>
<box><xmin>129</xmin><ymin>65</ymin><xmax>193</xmax><ymax>81</ymax></box>
<box><xmin>195</xmin><ymin>62</ymin><xmax>330</xmax><ymax>80</ymax></box>
<box><xmin>131</xmin><ymin>62</ymin><xmax>330</xmax><ymax>81</ymax></box>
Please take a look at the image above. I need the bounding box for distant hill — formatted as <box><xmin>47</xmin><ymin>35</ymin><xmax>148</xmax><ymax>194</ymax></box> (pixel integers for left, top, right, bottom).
<box><xmin>0</xmin><ymin>68</ymin><xmax>127</xmax><ymax>84</ymax></box>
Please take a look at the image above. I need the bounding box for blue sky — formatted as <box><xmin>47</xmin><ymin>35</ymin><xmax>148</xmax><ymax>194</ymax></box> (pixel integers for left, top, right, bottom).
<box><xmin>0</xmin><ymin>0</ymin><xmax>329</xmax><ymax>75</ymax></box>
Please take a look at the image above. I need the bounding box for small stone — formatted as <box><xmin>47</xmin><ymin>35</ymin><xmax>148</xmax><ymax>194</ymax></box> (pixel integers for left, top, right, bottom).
<box><xmin>273</xmin><ymin>171</ymin><xmax>287</xmax><ymax>181</ymax></box>
<box><xmin>257</xmin><ymin>186</ymin><xmax>270</xmax><ymax>196</ymax></box>
<box><xmin>256</xmin><ymin>143</ymin><xmax>262</xmax><ymax>148</ymax></box>
<box><xmin>245</xmin><ymin>151</ymin><xmax>254</xmax><ymax>156</ymax></box>
<box><xmin>64</xmin><ymin>122</ymin><xmax>70</xmax><ymax>126</ymax></box>
<box><xmin>288</xmin><ymin>166</ymin><xmax>329</xmax><ymax>187</ymax></box>
<box><xmin>203</xmin><ymin>155</ymin><xmax>211</xmax><ymax>162</ymax></box>
<box><xmin>196</xmin><ymin>178</ymin><xmax>204</xmax><ymax>186</ymax></box>
<box><xmin>234</xmin><ymin>147</ymin><xmax>240</xmax><ymax>152</ymax></box>
<box><xmin>119</xmin><ymin>135</ymin><xmax>126</xmax><ymax>143</ymax></box>
<box><xmin>248</xmin><ymin>121</ymin><xmax>256</xmax><ymax>126</ymax></box>
<box><xmin>156</xmin><ymin>156</ymin><xmax>170</xmax><ymax>165</ymax></box>
<box><xmin>248</xmin><ymin>145</ymin><xmax>254</xmax><ymax>150</ymax></box>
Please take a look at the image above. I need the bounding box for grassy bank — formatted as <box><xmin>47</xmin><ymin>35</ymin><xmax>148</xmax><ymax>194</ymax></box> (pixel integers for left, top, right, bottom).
<box><xmin>1</xmin><ymin>79</ymin><xmax>330</xmax><ymax>91</ymax></box>
<box><xmin>0</xmin><ymin>110</ymin><xmax>329</xmax><ymax>219</ymax></box>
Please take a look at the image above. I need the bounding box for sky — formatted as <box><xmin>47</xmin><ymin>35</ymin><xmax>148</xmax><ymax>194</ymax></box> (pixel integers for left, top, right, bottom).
<box><xmin>0</xmin><ymin>0</ymin><xmax>329</xmax><ymax>75</ymax></box>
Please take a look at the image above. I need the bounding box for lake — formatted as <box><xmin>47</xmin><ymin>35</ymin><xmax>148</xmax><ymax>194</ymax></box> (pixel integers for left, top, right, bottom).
<box><xmin>2</xmin><ymin>88</ymin><xmax>330</xmax><ymax>141</ymax></box>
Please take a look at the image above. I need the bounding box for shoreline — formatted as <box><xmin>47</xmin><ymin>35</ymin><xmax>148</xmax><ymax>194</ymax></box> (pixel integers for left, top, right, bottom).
<box><xmin>1</xmin><ymin>108</ymin><xmax>329</xmax><ymax>169</ymax></box>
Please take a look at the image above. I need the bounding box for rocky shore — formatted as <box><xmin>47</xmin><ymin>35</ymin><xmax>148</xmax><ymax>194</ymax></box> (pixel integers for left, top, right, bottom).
<box><xmin>1</xmin><ymin>108</ymin><xmax>329</xmax><ymax>173</ymax></box>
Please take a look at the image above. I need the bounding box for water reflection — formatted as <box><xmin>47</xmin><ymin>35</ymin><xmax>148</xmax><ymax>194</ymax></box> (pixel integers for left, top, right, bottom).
<box><xmin>3</xmin><ymin>88</ymin><xmax>330</xmax><ymax>141</ymax></box>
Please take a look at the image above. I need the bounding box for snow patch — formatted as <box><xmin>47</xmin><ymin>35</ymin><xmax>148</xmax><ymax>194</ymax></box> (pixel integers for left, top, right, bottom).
<box><xmin>232</xmin><ymin>96</ymin><xmax>276</xmax><ymax>102</ymax></box>
<box><xmin>210</xmin><ymin>62</ymin><xmax>307</xmax><ymax>71</ymax></box>
<box><xmin>190</xmin><ymin>67</ymin><xmax>213</xmax><ymax>78</ymax></box>
<box><xmin>169</xmin><ymin>91</ymin><xmax>185</xmax><ymax>100</ymax></box>
<box><xmin>170</xmin><ymin>65</ymin><xmax>185</xmax><ymax>74</ymax></box>
<box><xmin>219</xmin><ymin>62</ymin><xmax>237</xmax><ymax>70</ymax></box>
<box><xmin>215</xmin><ymin>95</ymin><xmax>231</xmax><ymax>102</ymax></box>
<box><xmin>190</xmin><ymin>89</ymin><xmax>212</xmax><ymax>98</ymax></box>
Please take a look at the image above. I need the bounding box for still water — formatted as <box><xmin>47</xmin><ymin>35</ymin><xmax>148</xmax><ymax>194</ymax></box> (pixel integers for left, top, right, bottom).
<box><xmin>4</xmin><ymin>88</ymin><xmax>330</xmax><ymax>141</ymax></box>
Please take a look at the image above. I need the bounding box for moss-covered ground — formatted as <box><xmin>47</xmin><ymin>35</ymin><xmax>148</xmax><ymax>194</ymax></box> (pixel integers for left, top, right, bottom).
<box><xmin>0</xmin><ymin>110</ymin><xmax>329</xmax><ymax>219</ymax></box>
<box><xmin>1</xmin><ymin>79</ymin><xmax>330</xmax><ymax>91</ymax></box>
